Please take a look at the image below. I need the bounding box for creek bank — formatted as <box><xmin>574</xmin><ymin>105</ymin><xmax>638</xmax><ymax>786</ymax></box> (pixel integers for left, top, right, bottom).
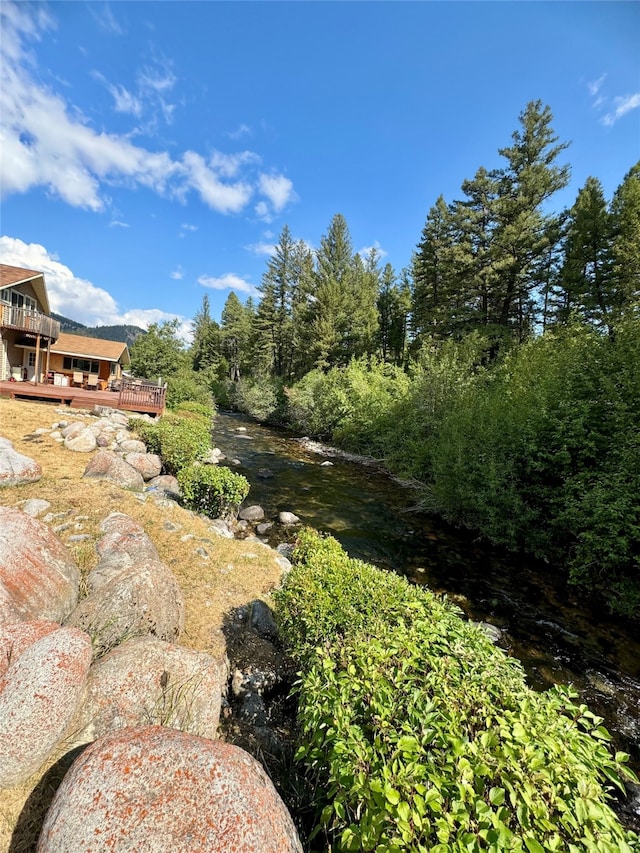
<box><xmin>0</xmin><ymin>404</ymin><xmax>303</xmax><ymax>851</ymax></box>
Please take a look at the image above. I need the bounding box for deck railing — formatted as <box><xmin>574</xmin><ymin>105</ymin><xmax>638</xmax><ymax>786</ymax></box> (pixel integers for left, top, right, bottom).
<box><xmin>117</xmin><ymin>378</ymin><xmax>166</xmax><ymax>414</ymax></box>
<box><xmin>0</xmin><ymin>302</ymin><xmax>60</xmax><ymax>341</ymax></box>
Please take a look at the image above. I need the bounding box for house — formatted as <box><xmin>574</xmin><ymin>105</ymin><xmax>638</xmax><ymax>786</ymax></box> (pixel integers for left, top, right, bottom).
<box><xmin>0</xmin><ymin>264</ymin><xmax>61</xmax><ymax>382</ymax></box>
<box><xmin>1</xmin><ymin>264</ymin><xmax>129</xmax><ymax>389</ymax></box>
<box><xmin>49</xmin><ymin>333</ymin><xmax>130</xmax><ymax>390</ymax></box>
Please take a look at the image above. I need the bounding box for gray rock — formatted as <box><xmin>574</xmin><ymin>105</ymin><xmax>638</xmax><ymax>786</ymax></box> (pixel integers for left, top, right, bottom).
<box><xmin>21</xmin><ymin>498</ymin><xmax>51</xmax><ymax>517</ymax></box>
<box><xmin>66</xmin><ymin>559</ymin><xmax>185</xmax><ymax>657</ymax></box>
<box><xmin>208</xmin><ymin>519</ymin><xmax>234</xmax><ymax>539</ymax></box>
<box><xmin>64</xmin><ymin>428</ymin><xmax>98</xmax><ymax>453</ymax></box>
<box><xmin>256</xmin><ymin>522</ymin><xmax>274</xmax><ymax>536</ymax></box>
<box><xmin>238</xmin><ymin>692</ymin><xmax>268</xmax><ymax>727</ymax></box>
<box><xmin>257</xmin><ymin>468</ymin><xmax>273</xmax><ymax>479</ymax></box>
<box><xmin>278</xmin><ymin>511</ymin><xmax>300</xmax><ymax>525</ymax></box>
<box><xmin>37</xmin><ymin>726</ymin><xmax>303</xmax><ymax>852</ymax></box>
<box><xmin>74</xmin><ymin>636</ymin><xmax>226</xmax><ymax>742</ymax></box>
<box><xmin>0</xmin><ymin>627</ymin><xmax>91</xmax><ymax>787</ymax></box>
<box><xmin>147</xmin><ymin>475</ymin><xmax>181</xmax><ymax>499</ymax></box>
<box><xmin>60</xmin><ymin>422</ymin><xmax>87</xmax><ymax>440</ymax></box>
<box><xmin>238</xmin><ymin>505</ymin><xmax>265</xmax><ymax>522</ymax></box>
<box><xmin>119</xmin><ymin>439</ymin><xmax>147</xmax><ymax>454</ymax></box>
<box><xmin>320</xmin><ymin>460</ymin><xmax>334</xmax><ymax>467</ymax></box>
<box><xmin>250</xmin><ymin>599</ymin><xmax>279</xmax><ymax>642</ymax></box>
<box><xmin>276</xmin><ymin>543</ymin><xmax>295</xmax><ymax>559</ymax></box>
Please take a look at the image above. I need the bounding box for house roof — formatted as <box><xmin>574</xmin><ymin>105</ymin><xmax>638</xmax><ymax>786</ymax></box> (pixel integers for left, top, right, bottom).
<box><xmin>50</xmin><ymin>332</ymin><xmax>131</xmax><ymax>365</ymax></box>
<box><xmin>0</xmin><ymin>263</ymin><xmax>51</xmax><ymax>314</ymax></box>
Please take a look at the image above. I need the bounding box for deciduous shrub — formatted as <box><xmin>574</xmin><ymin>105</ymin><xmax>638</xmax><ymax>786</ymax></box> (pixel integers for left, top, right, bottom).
<box><xmin>275</xmin><ymin>530</ymin><xmax>638</xmax><ymax>852</ymax></box>
<box><xmin>130</xmin><ymin>405</ymin><xmax>212</xmax><ymax>475</ymax></box>
<box><xmin>177</xmin><ymin>463</ymin><xmax>249</xmax><ymax>521</ymax></box>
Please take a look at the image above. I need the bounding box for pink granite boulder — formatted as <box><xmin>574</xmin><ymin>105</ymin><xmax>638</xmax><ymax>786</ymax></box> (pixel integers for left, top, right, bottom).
<box><xmin>90</xmin><ymin>512</ymin><xmax>159</xmax><ymax>584</ymax></box>
<box><xmin>0</xmin><ymin>626</ymin><xmax>92</xmax><ymax>788</ymax></box>
<box><xmin>0</xmin><ymin>619</ymin><xmax>60</xmax><ymax>682</ymax></box>
<box><xmin>83</xmin><ymin>450</ymin><xmax>145</xmax><ymax>491</ymax></box>
<box><xmin>65</xmin><ymin>558</ymin><xmax>184</xmax><ymax>656</ymax></box>
<box><xmin>0</xmin><ymin>507</ymin><xmax>80</xmax><ymax>626</ymax></box>
<box><xmin>74</xmin><ymin>636</ymin><xmax>226</xmax><ymax>742</ymax></box>
<box><xmin>124</xmin><ymin>451</ymin><xmax>163</xmax><ymax>481</ymax></box>
<box><xmin>0</xmin><ymin>438</ymin><xmax>42</xmax><ymax>487</ymax></box>
<box><xmin>37</xmin><ymin>726</ymin><xmax>303</xmax><ymax>852</ymax></box>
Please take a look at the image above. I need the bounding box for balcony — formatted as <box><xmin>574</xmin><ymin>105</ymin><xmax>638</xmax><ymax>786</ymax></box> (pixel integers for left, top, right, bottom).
<box><xmin>0</xmin><ymin>302</ymin><xmax>60</xmax><ymax>342</ymax></box>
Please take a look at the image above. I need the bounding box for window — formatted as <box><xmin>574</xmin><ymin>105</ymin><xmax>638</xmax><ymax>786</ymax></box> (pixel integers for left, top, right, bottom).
<box><xmin>7</xmin><ymin>289</ymin><xmax>37</xmax><ymax>311</ymax></box>
<box><xmin>62</xmin><ymin>357</ymin><xmax>100</xmax><ymax>373</ymax></box>
<box><xmin>28</xmin><ymin>352</ymin><xmax>36</xmax><ymax>367</ymax></box>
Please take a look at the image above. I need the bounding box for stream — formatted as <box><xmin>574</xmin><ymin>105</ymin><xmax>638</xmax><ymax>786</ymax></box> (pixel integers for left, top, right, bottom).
<box><xmin>212</xmin><ymin>411</ymin><xmax>640</xmax><ymax>819</ymax></box>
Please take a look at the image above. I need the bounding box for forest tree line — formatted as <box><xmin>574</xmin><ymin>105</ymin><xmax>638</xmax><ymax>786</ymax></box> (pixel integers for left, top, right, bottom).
<box><xmin>131</xmin><ymin>101</ymin><xmax>640</xmax><ymax>616</ymax></box>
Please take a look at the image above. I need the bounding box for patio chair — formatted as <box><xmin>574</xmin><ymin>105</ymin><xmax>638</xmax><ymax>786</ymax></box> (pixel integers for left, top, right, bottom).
<box><xmin>86</xmin><ymin>374</ymin><xmax>99</xmax><ymax>390</ymax></box>
<box><xmin>72</xmin><ymin>371</ymin><xmax>84</xmax><ymax>388</ymax></box>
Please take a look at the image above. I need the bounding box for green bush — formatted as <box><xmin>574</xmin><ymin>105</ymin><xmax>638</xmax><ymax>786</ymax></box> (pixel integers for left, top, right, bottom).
<box><xmin>275</xmin><ymin>530</ymin><xmax>638</xmax><ymax>852</ymax></box>
<box><xmin>178</xmin><ymin>463</ymin><xmax>249</xmax><ymax>521</ymax></box>
<box><xmin>174</xmin><ymin>400</ymin><xmax>216</xmax><ymax>421</ymax></box>
<box><xmin>156</xmin><ymin>414</ymin><xmax>211</xmax><ymax>475</ymax></box>
<box><xmin>129</xmin><ymin>417</ymin><xmax>162</xmax><ymax>455</ymax></box>
<box><xmin>166</xmin><ymin>368</ymin><xmax>214</xmax><ymax>409</ymax></box>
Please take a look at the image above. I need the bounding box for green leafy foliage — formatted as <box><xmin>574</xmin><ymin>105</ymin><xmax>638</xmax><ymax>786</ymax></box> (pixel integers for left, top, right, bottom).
<box><xmin>177</xmin><ymin>463</ymin><xmax>249</xmax><ymax>521</ymax></box>
<box><xmin>132</xmin><ymin>406</ymin><xmax>212</xmax><ymax>476</ymax></box>
<box><xmin>275</xmin><ymin>530</ymin><xmax>639</xmax><ymax>852</ymax></box>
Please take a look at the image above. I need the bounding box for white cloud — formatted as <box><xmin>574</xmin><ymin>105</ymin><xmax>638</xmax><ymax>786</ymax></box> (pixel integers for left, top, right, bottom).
<box><xmin>109</xmin><ymin>220</ymin><xmax>129</xmax><ymax>228</ymax></box>
<box><xmin>198</xmin><ymin>273</ymin><xmax>258</xmax><ymax>296</ymax></box>
<box><xmin>602</xmin><ymin>93</ymin><xmax>640</xmax><ymax>127</ymax></box>
<box><xmin>587</xmin><ymin>74</ymin><xmax>606</xmax><ymax>97</ymax></box>
<box><xmin>181</xmin><ymin>151</ymin><xmax>253</xmax><ymax>213</ymax></box>
<box><xmin>227</xmin><ymin>123</ymin><xmax>251</xmax><ymax>140</ymax></box>
<box><xmin>245</xmin><ymin>241</ymin><xmax>277</xmax><ymax>257</ymax></box>
<box><xmin>358</xmin><ymin>241</ymin><xmax>388</xmax><ymax>261</ymax></box>
<box><xmin>0</xmin><ymin>235</ymin><xmax>187</xmax><ymax>335</ymax></box>
<box><xmin>92</xmin><ymin>71</ymin><xmax>143</xmax><ymax>117</ymax></box>
<box><xmin>254</xmin><ymin>201</ymin><xmax>272</xmax><ymax>222</ymax></box>
<box><xmin>0</xmin><ymin>4</ymin><xmax>296</xmax><ymax>218</ymax></box>
<box><xmin>170</xmin><ymin>266</ymin><xmax>184</xmax><ymax>280</ymax></box>
<box><xmin>88</xmin><ymin>3</ymin><xmax>123</xmax><ymax>36</ymax></box>
<box><xmin>258</xmin><ymin>172</ymin><xmax>296</xmax><ymax>212</ymax></box>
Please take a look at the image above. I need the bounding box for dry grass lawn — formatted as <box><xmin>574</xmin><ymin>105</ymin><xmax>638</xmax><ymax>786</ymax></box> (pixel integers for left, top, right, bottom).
<box><xmin>0</xmin><ymin>398</ymin><xmax>287</xmax><ymax>852</ymax></box>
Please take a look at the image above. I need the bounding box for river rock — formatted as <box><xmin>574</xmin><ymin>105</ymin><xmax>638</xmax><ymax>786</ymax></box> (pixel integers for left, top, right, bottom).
<box><xmin>250</xmin><ymin>599</ymin><xmax>279</xmax><ymax>642</ymax></box>
<box><xmin>124</xmin><ymin>451</ymin><xmax>163</xmax><ymax>481</ymax></box>
<box><xmin>74</xmin><ymin>636</ymin><xmax>226</xmax><ymax>742</ymax></box>
<box><xmin>119</xmin><ymin>438</ymin><xmax>147</xmax><ymax>454</ymax></box>
<box><xmin>208</xmin><ymin>519</ymin><xmax>234</xmax><ymax>538</ymax></box>
<box><xmin>257</xmin><ymin>467</ymin><xmax>273</xmax><ymax>479</ymax></box>
<box><xmin>239</xmin><ymin>505</ymin><xmax>265</xmax><ymax>522</ymax></box>
<box><xmin>64</xmin><ymin>428</ymin><xmax>97</xmax><ymax>453</ymax></box>
<box><xmin>0</xmin><ymin>626</ymin><xmax>92</xmax><ymax>788</ymax></box>
<box><xmin>37</xmin><ymin>726</ymin><xmax>303</xmax><ymax>852</ymax></box>
<box><xmin>91</xmin><ymin>513</ymin><xmax>159</xmax><ymax>582</ymax></box>
<box><xmin>256</xmin><ymin>521</ymin><xmax>274</xmax><ymax>535</ymax></box>
<box><xmin>0</xmin><ymin>507</ymin><xmax>80</xmax><ymax>625</ymax></box>
<box><xmin>0</xmin><ymin>439</ymin><xmax>43</xmax><ymax>487</ymax></box>
<box><xmin>60</xmin><ymin>422</ymin><xmax>87</xmax><ymax>440</ymax></box>
<box><xmin>21</xmin><ymin>498</ymin><xmax>51</xmax><ymax>517</ymax></box>
<box><xmin>147</xmin><ymin>474</ymin><xmax>181</xmax><ymax>497</ymax></box>
<box><xmin>278</xmin><ymin>511</ymin><xmax>300</xmax><ymax>525</ymax></box>
<box><xmin>83</xmin><ymin>451</ymin><xmax>145</xmax><ymax>491</ymax></box>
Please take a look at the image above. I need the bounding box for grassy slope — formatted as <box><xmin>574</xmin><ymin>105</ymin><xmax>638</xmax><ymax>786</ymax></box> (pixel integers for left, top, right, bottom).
<box><xmin>0</xmin><ymin>398</ymin><xmax>285</xmax><ymax>851</ymax></box>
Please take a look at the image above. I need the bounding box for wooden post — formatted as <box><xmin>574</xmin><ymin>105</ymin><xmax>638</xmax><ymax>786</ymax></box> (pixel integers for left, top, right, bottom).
<box><xmin>34</xmin><ymin>334</ymin><xmax>41</xmax><ymax>384</ymax></box>
<box><xmin>45</xmin><ymin>340</ymin><xmax>51</xmax><ymax>382</ymax></box>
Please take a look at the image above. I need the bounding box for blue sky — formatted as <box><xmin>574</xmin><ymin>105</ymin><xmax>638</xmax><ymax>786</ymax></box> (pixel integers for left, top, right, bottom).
<box><xmin>1</xmin><ymin>1</ymin><xmax>638</xmax><ymax>339</ymax></box>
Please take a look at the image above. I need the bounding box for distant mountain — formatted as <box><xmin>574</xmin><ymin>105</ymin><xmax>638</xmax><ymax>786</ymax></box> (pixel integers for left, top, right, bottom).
<box><xmin>51</xmin><ymin>313</ymin><xmax>145</xmax><ymax>346</ymax></box>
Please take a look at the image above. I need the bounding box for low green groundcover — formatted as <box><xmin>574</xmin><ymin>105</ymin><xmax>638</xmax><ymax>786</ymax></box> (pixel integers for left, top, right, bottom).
<box><xmin>275</xmin><ymin>529</ymin><xmax>639</xmax><ymax>852</ymax></box>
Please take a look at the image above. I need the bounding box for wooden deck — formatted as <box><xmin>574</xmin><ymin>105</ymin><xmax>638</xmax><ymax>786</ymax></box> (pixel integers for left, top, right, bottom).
<box><xmin>0</xmin><ymin>379</ymin><xmax>165</xmax><ymax>416</ymax></box>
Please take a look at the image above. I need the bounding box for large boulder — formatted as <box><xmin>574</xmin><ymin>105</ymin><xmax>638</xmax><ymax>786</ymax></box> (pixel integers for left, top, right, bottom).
<box><xmin>0</xmin><ymin>627</ymin><xmax>92</xmax><ymax>788</ymax></box>
<box><xmin>37</xmin><ymin>726</ymin><xmax>303</xmax><ymax>852</ymax></box>
<box><xmin>66</xmin><ymin>559</ymin><xmax>185</xmax><ymax>657</ymax></box>
<box><xmin>74</xmin><ymin>636</ymin><xmax>226</xmax><ymax>742</ymax></box>
<box><xmin>0</xmin><ymin>507</ymin><xmax>80</xmax><ymax>626</ymax></box>
<box><xmin>239</xmin><ymin>505</ymin><xmax>265</xmax><ymax>522</ymax></box>
<box><xmin>124</xmin><ymin>451</ymin><xmax>163</xmax><ymax>481</ymax></box>
<box><xmin>90</xmin><ymin>513</ymin><xmax>159</xmax><ymax>584</ymax></box>
<box><xmin>0</xmin><ymin>619</ymin><xmax>60</xmax><ymax>681</ymax></box>
<box><xmin>0</xmin><ymin>438</ymin><xmax>42</xmax><ymax>487</ymax></box>
<box><xmin>83</xmin><ymin>451</ymin><xmax>145</xmax><ymax>491</ymax></box>
<box><xmin>64</xmin><ymin>428</ymin><xmax>98</xmax><ymax>453</ymax></box>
